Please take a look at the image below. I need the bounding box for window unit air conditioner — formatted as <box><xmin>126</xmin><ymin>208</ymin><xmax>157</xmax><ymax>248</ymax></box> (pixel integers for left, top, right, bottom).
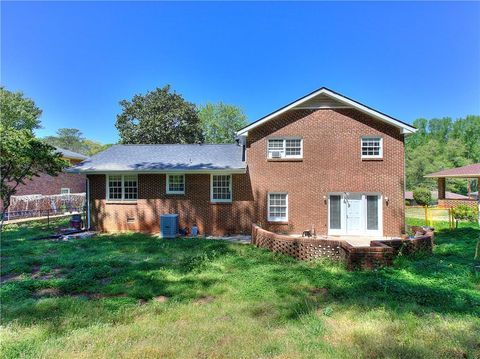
<box><xmin>270</xmin><ymin>151</ymin><xmax>282</xmax><ymax>158</ymax></box>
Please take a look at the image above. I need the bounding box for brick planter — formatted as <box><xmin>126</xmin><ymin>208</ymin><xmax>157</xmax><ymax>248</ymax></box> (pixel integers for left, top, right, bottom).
<box><xmin>251</xmin><ymin>225</ymin><xmax>342</xmax><ymax>261</ymax></box>
<box><xmin>252</xmin><ymin>224</ymin><xmax>434</xmax><ymax>270</ymax></box>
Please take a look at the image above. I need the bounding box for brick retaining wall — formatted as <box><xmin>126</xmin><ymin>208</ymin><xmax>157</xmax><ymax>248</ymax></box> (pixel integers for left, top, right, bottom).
<box><xmin>251</xmin><ymin>224</ymin><xmax>434</xmax><ymax>270</ymax></box>
<box><xmin>251</xmin><ymin>224</ymin><xmax>343</xmax><ymax>261</ymax></box>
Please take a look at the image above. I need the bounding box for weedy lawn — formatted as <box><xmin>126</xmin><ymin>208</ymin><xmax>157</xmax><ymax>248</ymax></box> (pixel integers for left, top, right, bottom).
<box><xmin>1</xmin><ymin>218</ymin><xmax>479</xmax><ymax>358</ymax></box>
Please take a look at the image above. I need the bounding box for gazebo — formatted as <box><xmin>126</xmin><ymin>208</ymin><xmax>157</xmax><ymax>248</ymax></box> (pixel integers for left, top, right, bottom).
<box><xmin>425</xmin><ymin>163</ymin><xmax>480</xmax><ymax>215</ymax></box>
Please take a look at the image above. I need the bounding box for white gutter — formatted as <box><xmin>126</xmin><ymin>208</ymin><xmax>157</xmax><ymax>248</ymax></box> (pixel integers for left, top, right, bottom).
<box><xmin>86</xmin><ymin>177</ymin><xmax>91</xmax><ymax>230</ymax></box>
<box><xmin>73</xmin><ymin>168</ymin><xmax>247</xmax><ymax>175</ymax></box>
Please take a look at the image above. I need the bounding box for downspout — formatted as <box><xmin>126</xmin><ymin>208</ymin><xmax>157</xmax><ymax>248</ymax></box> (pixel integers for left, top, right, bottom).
<box><xmin>86</xmin><ymin>176</ymin><xmax>91</xmax><ymax>230</ymax></box>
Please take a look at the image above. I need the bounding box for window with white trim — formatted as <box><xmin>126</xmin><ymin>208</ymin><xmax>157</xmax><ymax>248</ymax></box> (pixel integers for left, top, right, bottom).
<box><xmin>268</xmin><ymin>193</ymin><xmax>288</xmax><ymax>222</ymax></box>
<box><xmin>211</xmin><ymin>174</ymin><xmax>232</xmax><ymax>202</ymax></box>
<box><xmin>107</xmin><ymin>174</ymin><xmax>138</xmax><ymax>201</ymax></box>
<box><xmin>267</xmin><ymin>138</ymin><xmax>302</xmax><ymax>159</ymax></box>
<box><xmin>166</xmin><ymin>174</ymin><xmax>185</xmax><ymax>194</ymax></box>
<box><xmin>361</xmin><ymin>137</ymin><xmax>383</xmax><ymax>159</ymax></box>
<box><xmin>60</xmin><ymin>188</ymin><xmax>70</xmax><ymax>195</ymax></box>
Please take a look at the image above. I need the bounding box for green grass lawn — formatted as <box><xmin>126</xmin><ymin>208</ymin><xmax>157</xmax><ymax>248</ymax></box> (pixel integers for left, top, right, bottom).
<box><xmin>1</xmin><ymin>218</ymin><xmax>479</xmax><ymax>358</ymax></box>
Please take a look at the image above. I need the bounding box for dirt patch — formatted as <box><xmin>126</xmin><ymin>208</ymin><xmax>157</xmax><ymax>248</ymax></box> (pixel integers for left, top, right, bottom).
<box><xmin>34</xmin><ymin>288</ymin><xmax>61</xmax><ymax>297</ymax></box>
<box><xmin>194</xmin><ymin>296</ymin><xmax>215</xmax><ymax>305</ymax></box>
<box><xmin>32</xmin><ymin>268</ymin><xmax>63</xmax><ymax>280</ymax></box>
<box><xmin>31</xmin><ymin>264</ymin><xmax>41</xmax><ymax>275</ymax></box>
<box><xmin>153</xmin><ymin>295</ymin><xmax>169</xmax><ymax>303</ymax></box>
<box><xmin>309</xmin><ymin>287</ymin><xmax>329</xmax><ymax>298</ymax></box>
<box><xmin>0</xmin><ymin>273</ymin><xmax>22</xmax><ymax>283</ymax></box>
<box><xmin>70</xmin><ymin>292</ymin><xmax>127</xmax><ymax>300</ymax></box>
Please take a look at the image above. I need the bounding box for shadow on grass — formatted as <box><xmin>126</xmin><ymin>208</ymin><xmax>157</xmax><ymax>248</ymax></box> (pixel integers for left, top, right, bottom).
<box><xmin>229</xmin><ymin>224</ymin><xmax>480</xmax><ymax>322</ymax></box>
<box><xmin>1</xmin><ymin>221</ymin><xmax>479</xmax><ymax>333</ymax></box>
<box><xmin>1</xmin><ymin>228</ymin><xmax>235</xmax><ymax>329</ymax></box>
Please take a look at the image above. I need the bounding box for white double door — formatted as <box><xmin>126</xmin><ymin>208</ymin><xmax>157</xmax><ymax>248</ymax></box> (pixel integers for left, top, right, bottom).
<box><xmin>328</xmin><ymin>193</ymin><xmax>382</xmax><ymax>236</ymax></box>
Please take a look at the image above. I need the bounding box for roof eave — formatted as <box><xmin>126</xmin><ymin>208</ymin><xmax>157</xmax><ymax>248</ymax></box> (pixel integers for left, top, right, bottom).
<box><xmin>236</xmin><ymin>87</ymin><xmax>416</xmax><ymax>136</ymax></box>
<box><xmin>424</xmin><ymin>173</ymin><xmax>480</xmax><ymax>179</ymax></box>
<box><xmin>71</xmin><ymin>168</ymin><xmax>247</xmax><ymax>175</ymax></box>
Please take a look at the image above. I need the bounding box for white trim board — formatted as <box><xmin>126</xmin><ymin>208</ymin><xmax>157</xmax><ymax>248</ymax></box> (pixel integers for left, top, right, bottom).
<box><xmin>236</xmin><ymin>87</ymin><xmax>416</xmax><ymax>136</ymax></box>
<box><xmin>72</xmin><ymin>168</ymin><xmax>246</xmax><ymax>175</ymax></box>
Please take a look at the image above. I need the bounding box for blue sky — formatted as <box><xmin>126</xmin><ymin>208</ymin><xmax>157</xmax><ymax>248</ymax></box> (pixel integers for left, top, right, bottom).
<box><xmin>2</xmin><ymin>1</ymin><xmax>479</xmax><ymax>144</ymax></box>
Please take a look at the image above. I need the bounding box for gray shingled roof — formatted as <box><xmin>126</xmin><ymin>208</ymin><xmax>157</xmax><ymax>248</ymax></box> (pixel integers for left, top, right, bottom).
<box><xmin>55</xmin><ymin>147</ymin><xmax>89</xmax><ymax>160</ymax></box>
<box><xmin>70</xmin><ymin>144</ymin><xmax>246</xmax><ymax>172</ymax></box>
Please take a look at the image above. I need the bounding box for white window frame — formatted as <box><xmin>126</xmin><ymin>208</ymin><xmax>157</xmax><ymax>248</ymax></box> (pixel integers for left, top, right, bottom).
<box><xmin>210</xmin><ymin>174</ymin><xmax>232</xmax><ymax>203</ymax></box>
<box><xmin>327</xmin><ymin>192</ymin><xmax>383</xmax><ymax>236</ymax></box>
<box><xmin>267</xmin><ymin>138</ymin><xmax>303</xmax><ymax>159</ymax></box>
<box><xmin>268</xmin><ymin>192</ymin><xmax>288</xmax><ymax>222</ymax></box>
<box><xmin>60</xmin><ymin>188</ymin><xmax>71</xmax><ymax>195</ymax></box>
<box><xmin>106</xmin><ymin>174</ymin><xmax>138</xmax><ymax>201</ymax></box>
<box><xmin>166</xmin><ymin>174</ymin><xmax>185</xmax><ymax>195</ymax></box>
<box><xmin>361</xmin><ymin>136</ymin><xmax>383</xmax><ymax>159</ymax></box>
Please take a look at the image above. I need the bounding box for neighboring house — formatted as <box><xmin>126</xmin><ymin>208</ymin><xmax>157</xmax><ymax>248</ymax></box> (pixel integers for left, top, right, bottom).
<box><xmin>14</xmin><ymin>147</ymin><xmax>88</xmax><ymax>196</ymax></box>
<box><xmin>405</xmin><ymin>190</ymin><xmax>469</xmax><ymax>205</ymax></box>
<box><xmin>425</xmin><ymin>163</ymin><xmax>480</xmax><ymax>209</ymax></box>
<box><xmin>73</xmin><ymin>87</ymin><xmax>416</xmax><ymax>237</ymax></box>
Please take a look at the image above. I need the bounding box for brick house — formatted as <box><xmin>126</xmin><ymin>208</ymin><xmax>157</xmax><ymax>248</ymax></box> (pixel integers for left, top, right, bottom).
<box><xmin>73</xmin><ymin>87</ymin><xmax>416</xmax><ymax>237</ymax></box>
<box><xmin>14</xmin><ymin>147</ymin><xmax>88</xmax><ymax>196</ymax></box>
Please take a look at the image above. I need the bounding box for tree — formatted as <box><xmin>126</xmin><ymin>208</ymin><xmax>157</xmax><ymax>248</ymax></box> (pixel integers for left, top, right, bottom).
<box><xmin>44</xmin><ymin>128</ymin><xmax>87</xmax><ymax>154</ymax></box>
<box><xmin>198</xmin><ymin>102</ymin><xmax>248</xmax><ymax>143</ymax></box>
<box><xmin>115</xmin><ymin>85</ymin><xmax>203</xmax><ymax>144</ymax></box>
<box><xmin>413</xmin><ymin>187</ymin><xmax>432</xmax><ymax>206</ymax></box>
<box><xmin>406</xmin><ymin>116</ymin><xmax>479</xmax><ymax>194</ymax></box>
<box><xmin>0</xmin><ymin>87</ymin><xmax>42</xmax><ymax>130</ymax></box>
<box><xmin>83</xmin><ymin>140</ymin><xmax>113</xmax><ymax>156</ymax></box>
<box><xmin>428</xmin><ymin>117</ymin><xmax>452</xmax><ymax>143</ymax></box>
<box><xmin>0</xmin><ymin>88</ymin><xmax>67</xmax><ymax>228</ymax></box>
<box><xmin>44</xmin><ymin>128</ymin><xmax>112</xmax><ymax>156</ymax></box>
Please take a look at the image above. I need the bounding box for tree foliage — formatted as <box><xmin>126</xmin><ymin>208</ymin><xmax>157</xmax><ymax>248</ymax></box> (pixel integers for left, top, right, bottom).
<box><xmin>198</xmin><ymin>102</ymin><xmax>247</xmax><ymax>143</ymax></box>
<box><xmin>44</xmin><ymin>128</ymin><xmax>86</xmax><ymax>153</ymax></box>
<box><xmin>0</xmin><ymin>87</ymin><xmax>42</xmax><ymax>130</ymax></box>
<box><xmin>406</xmin><ymin>116</ymin><xmax>480</xmax><ymax>194</ymax></box>
<box><xmin>451</xmin><ymin>204</ymin><xmax>478</xmax><ymax>224</ymax></box>
<box><xmin>43</xmin><ymin>128</ymin><xmax>110</xmax><ymax>156</ymax></box>
<box><xmin>0</xmin><ymin>88</ymin><xmax>67</xmax><ymax>225</ymax></box>
<box><xmin>413</xmin><ymin>187</ymin><xmax>432</xmax><ymax>206</ymax></box>
<box><xmin>115</xmin><ymin>85</ymin><xmax>203</xmax><ymax>144</ymax></box>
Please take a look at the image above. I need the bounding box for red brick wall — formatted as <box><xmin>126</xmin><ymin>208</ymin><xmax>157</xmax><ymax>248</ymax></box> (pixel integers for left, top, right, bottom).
<box><xmin>13</xmin><ymin>158</ymin><xmax>86</xmax><ymax>196</ymax></box>
<box><xmin>14</xmin><ymin>172</ymin><xmax>86</xmax><ymax>196</ymax></box>
<box><xmin>438</xmin><ymin>198</ymin><xmax>478</xmax><ymax>209</ymax></box>
<box><xmin>88</xmin><ymin>108</ymin><xmax>406</xmax><ymax>236</ymax></box>
<box><xmin>88</xmin><ymin>173</ymin><xmax>254</xmax><ymax>235</ymax></box>
<box><xmin>246</xmin><ymin>109</ymin><xmax>405</xmax><ymax>237</ymax></box>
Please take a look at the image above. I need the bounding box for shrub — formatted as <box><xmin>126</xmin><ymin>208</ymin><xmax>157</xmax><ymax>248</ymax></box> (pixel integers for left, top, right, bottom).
<box><xmin>451</xmin><ymin>204</ymin><xmax>478</xmax><ymax>225</ymax></box>
<box><xmin>413</xmin><ymin>187</ymin><xmax>432</xmax><ymax>206</ymax></box>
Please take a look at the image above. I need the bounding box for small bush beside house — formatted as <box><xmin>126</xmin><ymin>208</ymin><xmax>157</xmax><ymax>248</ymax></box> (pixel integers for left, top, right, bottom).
<box><xmin>413</xmin><ymin>187</ymin><xmax>432</xmax><ymax>207</ymax></box>
<box><xmin>452</xmin><ymin>204</ymin><xmax>479</xmax><ymax>227</ymax></box>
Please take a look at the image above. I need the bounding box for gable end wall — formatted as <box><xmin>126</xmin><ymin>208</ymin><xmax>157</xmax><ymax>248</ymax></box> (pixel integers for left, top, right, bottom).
<box><xmin>245</xmin><ymin>108</ymin><xmax>406</xmax><ymax>236</ymax></box>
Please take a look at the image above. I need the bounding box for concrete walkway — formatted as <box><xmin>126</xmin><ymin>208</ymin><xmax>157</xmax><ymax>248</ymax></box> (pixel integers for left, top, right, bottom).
<box><xmin>3</xmin><ymin>213</ymin><xmax>74</xmax><ymax>225</ymax></box>
<box><xmin>205</xmin><ymin>235</ymin><xmax>252</xmax><ymax>244</ymax></box>
<box><xmin>289</xmin><ymin>234</ymin><xmax>400</xmax><ymax>247</ymax></box>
